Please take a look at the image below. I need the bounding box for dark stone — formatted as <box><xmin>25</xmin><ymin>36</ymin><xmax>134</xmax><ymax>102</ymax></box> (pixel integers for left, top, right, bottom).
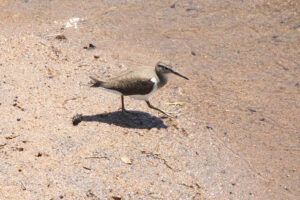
<box><xmin>260</xmin><ymin>118</ymin><xmax>265</xmax><ymax>121</ymax></box>
<box><xmin>112</xmin><ymin>197</ymin><xmax>122</xmax><ymax>200</ymax></box>
<box><xmin>17</xmin><ymin>147</ymin><xmax>24</xmax><ymax>151</ymax></box>
<box><xmin>55</xmin><ymin>34</ymin><xmax>67</xmax><ymax>40</ymax></box>
<box><xmin>36</xmin><ymin>152</ymin><xmax>42</xmax><ymax>157</ymax></box>
<box><xmin>72</xmin><ymin>114</ymin><xmax>83</xmax><ymax>126</ymax></box>
<box><xmin>84</xmin><ymin>43</ymin><xmax>96</xmax><ymax>50</ymax></box>
<box><xmin>191</xmin><ymin>51</ymin><xmax>196</xmax><ymax>56</ymax></box>
<box><xmin>170</xmin><ymin>3</ymin><xmax>175</xmax><ymax>8</ymax></box>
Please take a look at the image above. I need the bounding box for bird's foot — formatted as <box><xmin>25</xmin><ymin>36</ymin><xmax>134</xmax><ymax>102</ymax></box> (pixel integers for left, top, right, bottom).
<box><xmin>119</xmin><ymin>108</ymin><xmax>131</xmax><ymax>114</ymax></box>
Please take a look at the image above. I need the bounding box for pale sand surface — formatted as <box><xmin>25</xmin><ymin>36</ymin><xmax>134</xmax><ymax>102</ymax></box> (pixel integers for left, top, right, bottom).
<box><xmin>0</xmin><ymin>0</ymin><xmax>299</xmax><ymax>199</ymax></box>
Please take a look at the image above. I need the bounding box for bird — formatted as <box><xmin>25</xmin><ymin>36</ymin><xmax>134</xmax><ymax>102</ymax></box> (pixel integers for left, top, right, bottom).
<box><xmin>89</xmin><ymin>61</ymin><xmax>189</xmax><ymax>116</ymax></box>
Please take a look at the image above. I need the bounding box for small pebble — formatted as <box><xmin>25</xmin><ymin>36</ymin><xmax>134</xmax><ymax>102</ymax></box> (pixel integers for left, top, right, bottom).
<box><xmin>72</xmin><ymin>114</ymin><xmax>82</xmax><ymax>126</ymax></box>
<box><xmin>17</xmin><ymin>147</ymin><xmax>24</xmax><ymax>151</ymax></box>
<box><xmin>55</xmin><ymin>34</ymin><xmax>67</xmax><ymax>40</ymax></box>
<box><xmin>83</xmin><ymin>43</ymin><xmax>96</xmax><ymax>50</ymax></box>
<box><xmin>36</xmin><ymin>152</ymin><xmax>42</xmax><ymax>157</ymax></box>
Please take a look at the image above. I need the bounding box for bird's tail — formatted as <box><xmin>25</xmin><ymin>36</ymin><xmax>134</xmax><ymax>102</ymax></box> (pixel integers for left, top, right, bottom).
<box><xmin>89</xmin><ymin>76</ymin><xmax>104</xmax><ymax>87</ymax></box>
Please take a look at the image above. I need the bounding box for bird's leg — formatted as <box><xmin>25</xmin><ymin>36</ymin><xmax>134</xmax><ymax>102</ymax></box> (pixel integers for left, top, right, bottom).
<box><xmin>145</xmin><ymin>101</ymin><xmax>173</xmax><ymax>117</ymax></box>
<box><xmin>121</xmin><ymin>95</ymin><xmax>129</xmax><ymax>113</ymax></box>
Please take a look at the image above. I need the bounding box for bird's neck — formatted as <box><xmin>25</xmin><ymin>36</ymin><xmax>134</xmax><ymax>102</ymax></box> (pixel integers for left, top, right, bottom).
<box><xmin>156</xmin><ymin>71</ymin><xmax>169</xmax><ymax>88</ymax></box>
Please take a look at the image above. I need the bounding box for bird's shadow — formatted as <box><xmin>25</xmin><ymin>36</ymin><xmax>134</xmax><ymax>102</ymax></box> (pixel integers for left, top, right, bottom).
<box><xmin>76</xmin><ymin>111</ymin><xmax>167</xmax><ymax>129</ymax></box>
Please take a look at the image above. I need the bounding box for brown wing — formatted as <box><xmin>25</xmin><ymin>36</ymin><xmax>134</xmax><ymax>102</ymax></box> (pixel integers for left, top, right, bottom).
<box><xmin>103</xmin><ymin>78</ymin><xmax>155</xmax><ymax>96</ymax></box>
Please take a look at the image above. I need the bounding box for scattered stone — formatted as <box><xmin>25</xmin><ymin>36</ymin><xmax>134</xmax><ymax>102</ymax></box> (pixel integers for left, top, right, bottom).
<box><xmin>111</xmin><ymin>197</ymin><xmax>122</xmax><ymax>200</ymax></box>
<box><xmin>295</xmin><ymin>82</ymin><xmax>299</xmax><ymax>87</ymax></box>
<box><xmin>13</xmin><ymin>103</ymin><xmax>17</xmax><ymax>106</ymax></box>
<box><xmin>121</xmin><ymin>156</ymin><xmax>132</xmax><ymax>165</ymax></box>
<box><xmin>86</xmin><ymin>190</ymin><xmax>100</xmax><ymax>199</ymax></box>
<box><xmin>55</xmin><ymin>34</ymin><xmax>67</xmax><ymax>40</ymax></box>
<box><xmin>94</xmin><ymin>55</ymin><xmax>100</xmax><ymax>59</ymax></box>
<box><xmin>17</xmin><ymin>118</ymin><xmax>21</xmax><ymax>121</ymax></box>
<box><xmin>170</xmin><ymin>3</ymin><xmax>175</xmax><ymax>8</ymax></box>
<box><xmin>72</xmin><ymin>114</ymin><xmax>83</xmax><ymax>126</ymax></box>
<box><xmin>36</xmin><ymin>152</ymin><xmax>43</xmax><ymax>157</ymax></box>
<box><xmin>260</xmin><ymin>118</ymin><xmax>265</xmax><ymax>121</ymax></box>
<box><xmin>59</xmin><ymin>195</ymin><xmax>64</xmax><ymax>199</ymax></box>
<box><xmin>17</xmin><ymin>147</ymin><xmax>24</xmax><ymax>151</ymax></box>
<box><xmin>206</xmin><ymin>125</ymin><xmax>213</xmax><ymax>130</ymax></box>
<box><xmin>272</xmin><ymin>35</ymin><xmax>279</xmax><ymax>39</ymax></box>
<box><xmin>181</xmin><ymin>128</ymin><xmax>188</xmax><ymax>136</ymax></box>
<box><xmin>191</xmin><ymin>51</ymin><xmax>196</xmax><ymax>56</ymax></box>
<box><xmin>84</xmin><ymin>43</ymin><xmax>96</xmax><ymax>50</ymax></box>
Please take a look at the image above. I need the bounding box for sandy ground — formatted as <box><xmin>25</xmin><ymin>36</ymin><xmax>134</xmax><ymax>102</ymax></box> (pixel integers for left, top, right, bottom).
<box><xmin>0</xmin><ymin>0</ymin><xmax>299</xmax><ymax>199</ymax></box>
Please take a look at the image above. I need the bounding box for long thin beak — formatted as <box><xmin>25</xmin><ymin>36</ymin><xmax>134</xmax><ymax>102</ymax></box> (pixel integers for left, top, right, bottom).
<box><xmin>171</xmin><ymin>70</ymin><xmax>189</xmax><ymax>80</ymax></box>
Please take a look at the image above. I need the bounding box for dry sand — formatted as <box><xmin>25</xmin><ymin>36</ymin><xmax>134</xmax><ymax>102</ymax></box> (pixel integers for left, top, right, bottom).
<box><xmin>0</xmin><ymin>0</ymin><xmax>299</xmax><ymax>199</ymax></box>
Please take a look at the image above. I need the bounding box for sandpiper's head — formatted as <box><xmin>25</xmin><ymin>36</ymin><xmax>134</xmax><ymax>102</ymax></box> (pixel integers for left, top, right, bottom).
<box><xmin>155</xmin><ymin>61</ymin><xmax>189</xmax><ymax>80</ymax></box>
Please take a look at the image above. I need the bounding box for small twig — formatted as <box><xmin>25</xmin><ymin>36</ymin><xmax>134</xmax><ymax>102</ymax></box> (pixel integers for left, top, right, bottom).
<box><xmin>85</xmin><ymin>156</ymin><xmax>109</xmax><ymax>160</ymax></box>
<box><xmin>5</xmin><ymin>135</ymin><xmax>19</xmax><ymax>140</ymax></box>
<box><xmin>0</xmin><ymin>143</ymin><xmax>7</xmax><ymax>148</ymax></box>
<box><xmin>83</xmin><ymin>166</ymin><xmax>91</xmax><ymax>170</ymax></box>
<box><xmin>20</xmin><ymin>182</ymin><xmax>26</xmax><ymax>190</ymax></box>
<box><xmin>141</xmin><ymin>150</ymin><xmax>175</xmax><ymax>171</ymax></box>
<box><xmin>161</xmin><ymin>158</ymin><xmax>174</xmax><ymax>170</ymax></box>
